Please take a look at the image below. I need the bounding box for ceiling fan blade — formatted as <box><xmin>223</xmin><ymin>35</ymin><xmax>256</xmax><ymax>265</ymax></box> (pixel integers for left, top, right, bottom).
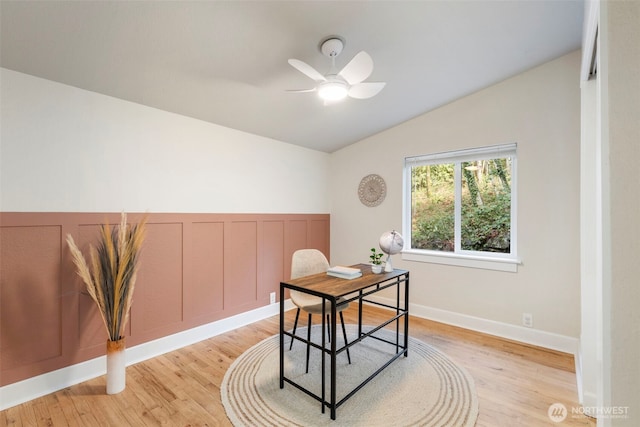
<box><xmin>288</xmin><ymin>59</ymin><xmax>326</xmax><ymax>82</ymax></box>
<box><xmin>338</xmin><ymin>51</ymin><xmax>373</xmax><ymax>85</ymax></box>
<box><xmin>286</xmin><ymin>88</ymin><xmax>317</xmax><ymax>93</ymax></box>
<box><xmin>348</xmin><ymin>82</ymin><xmax>386</xmax><ymax>99</ymax></box>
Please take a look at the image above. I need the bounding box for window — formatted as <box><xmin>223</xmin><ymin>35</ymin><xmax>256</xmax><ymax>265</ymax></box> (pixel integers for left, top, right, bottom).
<box><xmin>403</xmin><ymin>143</ymin><xmax>519</xmax><ymax>271</ymax></box>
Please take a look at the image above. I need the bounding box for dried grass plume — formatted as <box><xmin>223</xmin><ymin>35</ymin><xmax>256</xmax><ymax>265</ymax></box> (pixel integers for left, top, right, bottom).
<box><xmin>66</xmin><ymin>213</ymin><xmax>148</xmax><ymax>342</ymax></box>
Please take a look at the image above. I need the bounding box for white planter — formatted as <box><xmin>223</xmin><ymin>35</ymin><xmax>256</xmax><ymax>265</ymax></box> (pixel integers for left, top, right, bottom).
<box><xmin>106</xmin><ymin>338</ymin><xmax>126</xmax><ymax>394</ymax></box>
<box><xmin>371</xmin><ymin>264</ymin><xmax>383</xmax><ymax>274</ymax></box>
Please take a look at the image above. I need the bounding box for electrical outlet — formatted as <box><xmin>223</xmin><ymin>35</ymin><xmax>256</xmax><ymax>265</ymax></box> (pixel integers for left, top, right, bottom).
<box><xmin>270</xmin><ymin>292</ymin><xmax>276</xmax><ymax>304</ymax></box>
<box><xmin>522</xmin><ymin>313</ymin><xmax>533</xmax><ymax>328</ymax></box>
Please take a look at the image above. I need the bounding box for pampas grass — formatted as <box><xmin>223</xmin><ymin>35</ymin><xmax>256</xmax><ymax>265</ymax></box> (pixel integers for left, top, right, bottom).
<box><xmin>67</xmin><ymin>213</ymin><xmax>147</xmax><ymax>342</ymax></box>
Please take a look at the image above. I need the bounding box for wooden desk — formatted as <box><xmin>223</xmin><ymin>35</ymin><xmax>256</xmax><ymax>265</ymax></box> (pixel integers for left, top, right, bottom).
<box><xmin>279</xmin><ymin>263</ymin><xmax>410</xmax><ymax>420</ymax></box>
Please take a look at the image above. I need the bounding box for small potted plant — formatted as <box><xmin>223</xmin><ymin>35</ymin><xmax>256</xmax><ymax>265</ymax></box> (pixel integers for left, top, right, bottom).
<box><xmin>370</xmin><ymin>248</ymin><xmax>384</xmax><ymax>273</ymax></box>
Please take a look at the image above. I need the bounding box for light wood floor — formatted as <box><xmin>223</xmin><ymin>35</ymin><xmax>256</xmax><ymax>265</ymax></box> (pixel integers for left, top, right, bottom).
<box><xmin>2</xmin><ymin>305</ymin><xmax>595</xmax><ymax>426</ymax></box>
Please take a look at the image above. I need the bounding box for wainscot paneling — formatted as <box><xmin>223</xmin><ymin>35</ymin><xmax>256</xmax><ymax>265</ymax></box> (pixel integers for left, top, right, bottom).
<box><xmin>0</xmin><ymin>212</ymin><xmax>329</xmax><ymax>387</ymax></box>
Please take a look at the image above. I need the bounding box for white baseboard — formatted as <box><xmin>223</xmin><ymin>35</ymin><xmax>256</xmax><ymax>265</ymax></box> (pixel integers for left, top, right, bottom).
<box><xmin>1</xmin><ymin>297</ymin><xmax>579</xmax><ymax>411</ymax></box>
<box><xmin>576</xmin><ymin>347</ymin><xmax>584</xmax><ymax>403</ymax></box>
<box><xmin>581</xmin><ymin>391</ymin><xmax>598</xmax><ymax>409</ymax></box>
<box><xmin>366</xmin><ymin>295</ymin><xmax>580</xmax><ymax>356</ymax></box>
<box><xmin>0</xmin><ymin>301</ymin><xmax>295</xmax><ymax>411</ymax></box>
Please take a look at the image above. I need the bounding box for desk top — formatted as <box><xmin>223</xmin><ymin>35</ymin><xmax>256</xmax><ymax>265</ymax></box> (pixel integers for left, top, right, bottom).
<box><xmin>281</xmin><ymin>263</ymin><xmax>409</xmax><ymax>299</ymax></box>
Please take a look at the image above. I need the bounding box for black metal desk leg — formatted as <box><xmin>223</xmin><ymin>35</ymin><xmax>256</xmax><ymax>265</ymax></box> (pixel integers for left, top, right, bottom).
<box><xmin>321</xmin><ymin>299</ymin><xmax>326</xmax><ymax>414</ymax></box>
<box><xmin>330</xmin><ymin>299</ymin><xmax>337</xmax><ymax>420</ymax></box>
<box><xmin>396</xmin><ymin>279</ymin><xmax>400</xmax><ymax>353</ymax></box>
<box><xmin>404</xmin><ymin>273</ymin><xmax>410</xmax><ymax>357</ymax></box>
<box><xmin>280</xmin><ymin>284</ymin><xmax>285</xmax><ymax>388</ymax></box>
<box><xmin>358</xmin><ymin>290</ymin><xmax>363</xmax><ymax>338</ymax></box>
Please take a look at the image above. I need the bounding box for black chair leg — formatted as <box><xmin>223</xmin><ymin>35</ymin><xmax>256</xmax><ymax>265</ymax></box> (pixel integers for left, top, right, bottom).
<box><xmin>289</xmin><ymin>308</ymin><xmax>301</xmax><ymax>350</ymax></box>
<box><xmin>294</xmin><ymin>309</ymin><xmax>350</xmax><ymax>373</ymax></box>
<box><xmin>340</xmin><ymin>311</ymin><xmax>351</xmax><ymax>365</ymax></box>
<box><xmin>305</xmin><ymin>313</ymin><xmax>312</xmax><ymax>373</ymax></box>
<box><xmin>326</xmin><ymin>314</ymin><xmax>331</xmax><ymax>342</ymax></box>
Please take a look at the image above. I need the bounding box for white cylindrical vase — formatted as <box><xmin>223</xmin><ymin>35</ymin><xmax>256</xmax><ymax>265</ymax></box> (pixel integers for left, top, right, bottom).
<box><xmin>106</xmin><ymin>338</ymin><xmax>126</xmax><ymax>394</ymax></box>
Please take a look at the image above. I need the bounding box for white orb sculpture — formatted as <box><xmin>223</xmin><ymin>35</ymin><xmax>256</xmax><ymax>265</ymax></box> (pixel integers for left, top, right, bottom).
<box><xmin>379</xmin><ymin>230</ymin><xmax>404</xmax><ymax>272</ymax></box>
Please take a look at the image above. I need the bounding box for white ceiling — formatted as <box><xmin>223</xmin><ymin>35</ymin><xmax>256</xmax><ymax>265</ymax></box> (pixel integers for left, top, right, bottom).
<box><xmin>1</xmin><ymin>1</ymin><xmax>584</xmax><ymax>153</ymax></box>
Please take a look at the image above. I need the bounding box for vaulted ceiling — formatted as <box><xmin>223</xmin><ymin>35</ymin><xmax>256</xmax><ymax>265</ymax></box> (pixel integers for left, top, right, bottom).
<box><xmin>0</xmin><ymin>1</ymin><xmax>584</xmax><ymax>152</ymax></box>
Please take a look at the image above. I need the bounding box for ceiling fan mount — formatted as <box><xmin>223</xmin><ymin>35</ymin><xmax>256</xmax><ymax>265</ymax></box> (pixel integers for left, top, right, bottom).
<box><xmin>320</xmin><ymin>37</ymin><xmax>344</xmax><ymax>58</ymax></box>
<box><xmin>287</xmin><ymin>36</ymin><xmax>386</xmax><ymax>103</ymax></box>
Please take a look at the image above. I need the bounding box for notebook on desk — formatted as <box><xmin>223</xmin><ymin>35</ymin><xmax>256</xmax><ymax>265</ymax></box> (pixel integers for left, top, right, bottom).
<box><xmin>326</xmin><ymin>265</ymin><xmax>362</xmax><ymax>279</ymax></box>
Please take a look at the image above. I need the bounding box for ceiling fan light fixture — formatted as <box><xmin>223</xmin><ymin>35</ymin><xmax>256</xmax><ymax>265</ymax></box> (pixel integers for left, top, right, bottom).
<box><xmin>318</xmin><ymin>80</ymin><xmax>349</xmax><ymax>101</ymax></box>
<box><xmin>288</xmin><ymin>36</ymin><xmax>385</xmax><ymax>102</ymax></box>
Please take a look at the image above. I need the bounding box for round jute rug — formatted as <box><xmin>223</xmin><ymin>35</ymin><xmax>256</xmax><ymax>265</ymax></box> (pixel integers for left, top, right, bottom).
<box><xmin>221</xmin><ymin>325</ymin><xmax>478</xmax><ymax>427</ymax></box>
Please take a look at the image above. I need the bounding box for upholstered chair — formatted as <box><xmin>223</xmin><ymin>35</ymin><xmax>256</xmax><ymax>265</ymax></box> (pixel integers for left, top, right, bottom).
<box><xmin>289</xmin><ymin>249</ymin><xmax>351</xmax><ymax>373</ymax></box>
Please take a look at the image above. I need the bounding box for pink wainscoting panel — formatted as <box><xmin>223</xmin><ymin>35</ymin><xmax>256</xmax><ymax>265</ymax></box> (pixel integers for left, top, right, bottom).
<box><xmin>261</xmin><ymin>221</ymin><xmax>285</xmax><ymax>300</ymax></box>
<box><xmin>0</xmin><ymin>212</ymin><xmax>329</xmax><ymax>386</ymax></box>
<box><xmin>287</xmin><ymin>220</ymin><xmax>309</xmax><ymax>254</ymax></box>
<box><xmin>135</xmin><ymin>222</ymin><xmax>184</xmax><ymax>338</ymax></box>
<box><xmin>224</xmin><ymin>221</ymin><xmax>258</xmax><ymax>310</ymax></box>
<box><xmin>0</xmin><ymin>226</ymin><xmax>62</xmax><ymax>370</ymax></box>
<box><xmin>309</xmin><ymin>219</ymin><xmax>330</xmax><ymax>254</ymax></box>
<box><xmin>77</xmin><ymin>291</ymin><xmax>106</xmax><ymax>350</ymax></box>
<box><xmin>188</xmin><ymin>222</ymin><xmax>224</xmax><ymax>321</ymax></box>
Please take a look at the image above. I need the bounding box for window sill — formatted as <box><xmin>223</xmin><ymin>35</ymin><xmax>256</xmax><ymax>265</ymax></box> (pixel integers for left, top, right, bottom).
<box><xmin>401</xmin><ymin>249</ymin><xmax>521</xmax><ymax>272</ymax></box>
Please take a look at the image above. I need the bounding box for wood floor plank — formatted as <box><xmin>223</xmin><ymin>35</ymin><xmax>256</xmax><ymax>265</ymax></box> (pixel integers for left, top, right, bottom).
<box><xmin>1</xmin><ymin>305</ymin><xmax>595</xmax><ymax>426</ymax></box>
<box><xmin>62</xmin><ymin>382</ymin><xmax>103</xmax><ymax>427</ymax></box>
<box><xmin>55</xmin><ymin>388</ymin><xmax>86</xmax><ymax>427</ymax></box>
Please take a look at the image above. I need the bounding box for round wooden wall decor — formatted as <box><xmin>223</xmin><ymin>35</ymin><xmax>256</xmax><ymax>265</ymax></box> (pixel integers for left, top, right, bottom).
<box><xmin>358</xmin><ymin>174</ymin><xmax>386</xmax><ymax>207</ymax></box>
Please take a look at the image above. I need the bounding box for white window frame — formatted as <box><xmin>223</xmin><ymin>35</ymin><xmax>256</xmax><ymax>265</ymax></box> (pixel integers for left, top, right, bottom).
<box><xmin>402</xmin><ymin>143</ymin><xmax>521</xmax><ymax>272</ymax></box>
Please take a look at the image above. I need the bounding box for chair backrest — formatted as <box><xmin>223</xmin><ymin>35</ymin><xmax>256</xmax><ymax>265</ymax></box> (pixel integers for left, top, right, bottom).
<box><xmin>291</xmin><ymin>249</ymin><xmax>329</xmax><ymax>279</ymax></box>
<box><xmin>290</xmin><ymin>249</ymin><xmax>329</xmax><ymax>308</ymax></box>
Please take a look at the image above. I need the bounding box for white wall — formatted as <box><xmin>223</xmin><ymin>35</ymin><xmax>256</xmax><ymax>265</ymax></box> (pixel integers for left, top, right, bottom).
<box><xmin>600</xmin><ymin>1</ymin><xmax>640</xmax><ymax>424</ymax></box>
<box><xmin>580</xmin><ymin>77</ymin><xmax>598</xmax><ymax>408</ymax></box>
<box><xmin>0</xmin><ymin>68</ymin><xmax>330</xmax><ymax>214</ymax></box>
<box><xmin>330</xmin><ymin>51</ymin><xmax>582</xmax><ymax>340</ymax></box>
<box><xmin>2</xmin><ymin>52</ymin><xmax>585</xmax><ymax>345</ymax></box>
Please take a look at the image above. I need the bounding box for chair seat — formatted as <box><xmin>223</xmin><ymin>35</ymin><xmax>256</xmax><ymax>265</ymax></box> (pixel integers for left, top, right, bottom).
<box><xmin>290</xmin><ymin>292</ymin><xmax>349</xmax><ymax>315</ymax></box>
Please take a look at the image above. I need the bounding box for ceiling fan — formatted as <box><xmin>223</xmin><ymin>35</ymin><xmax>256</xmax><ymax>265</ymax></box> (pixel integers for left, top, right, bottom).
<box><xmin>287</xmin><ymin>37</ymin><xmax>386</xmax><ymax>103</ymax></box>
